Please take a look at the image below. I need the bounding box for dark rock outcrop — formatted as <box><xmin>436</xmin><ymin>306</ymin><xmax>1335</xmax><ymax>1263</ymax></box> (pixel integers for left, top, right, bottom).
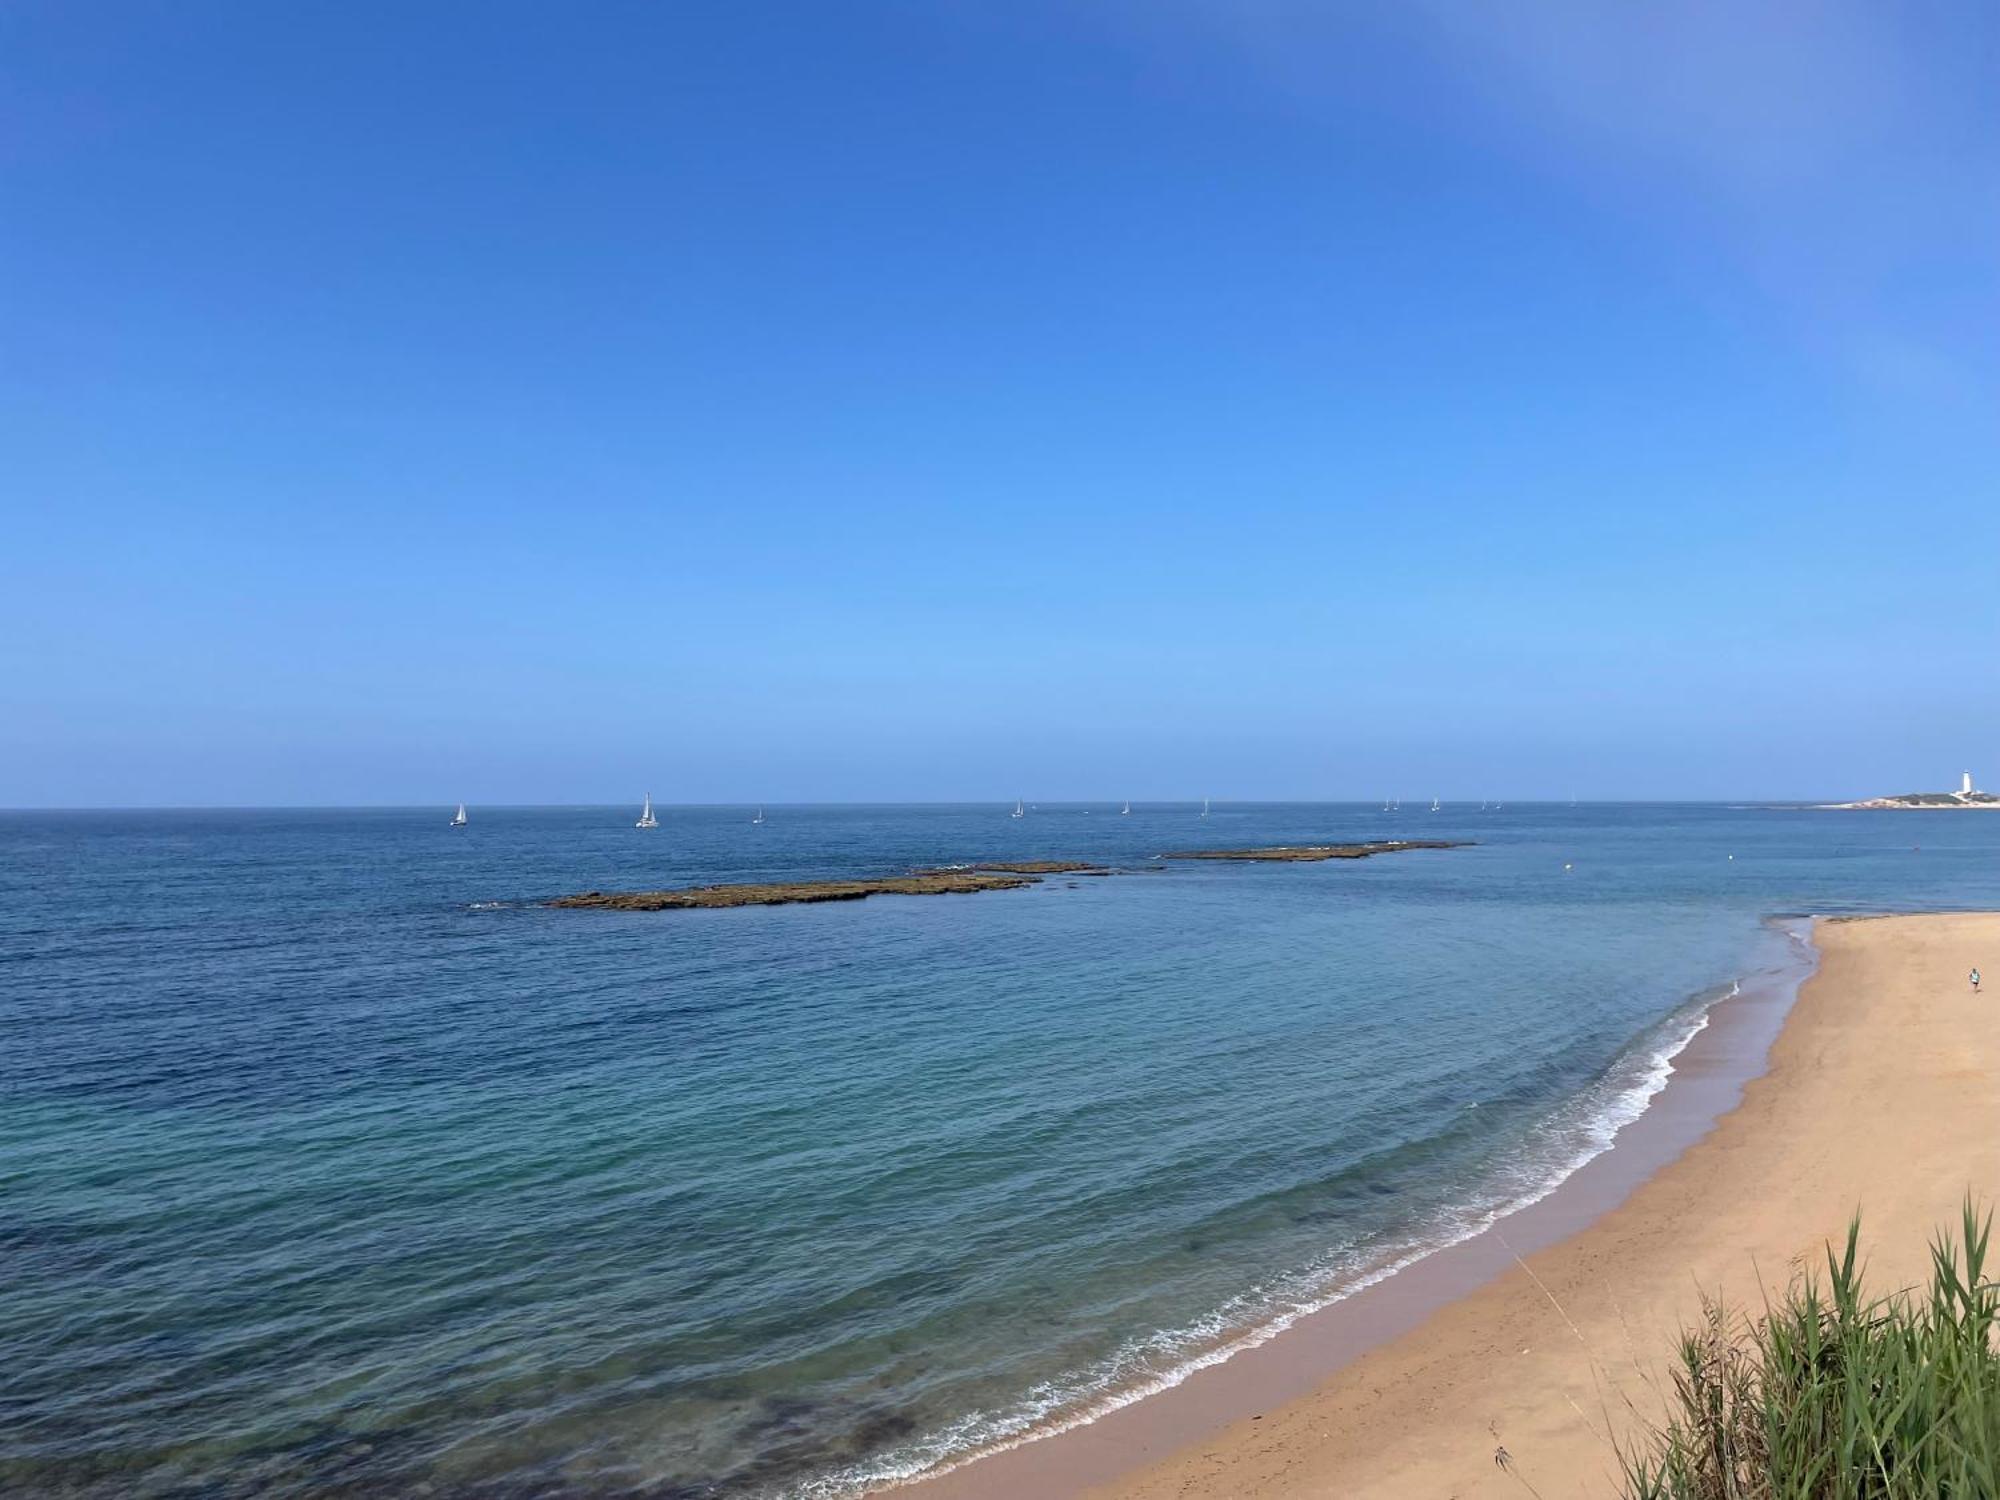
<box><xmin>549</xmin><ymin>871</ymin><xmax>1039</xmax><ymax>910</ymax></box>
<box><xmin>1159</xmin><ymin>840</ymin><xmax>1469</xmax><ymax>862</ymax></box>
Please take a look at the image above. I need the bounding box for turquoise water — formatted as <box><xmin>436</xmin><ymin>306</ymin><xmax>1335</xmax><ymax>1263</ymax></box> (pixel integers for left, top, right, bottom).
<box><xmin>4</xmin><ymin>802</ymin><xmax>1998</xmax><ymax>1497</ymax></box>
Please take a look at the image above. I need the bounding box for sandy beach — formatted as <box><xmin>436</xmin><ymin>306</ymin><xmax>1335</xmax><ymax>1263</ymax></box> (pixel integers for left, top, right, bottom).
<box><xmin>912</xmin><ymin>911</ymin><xmax>2000</xmax><ymax>1499</ymax></box>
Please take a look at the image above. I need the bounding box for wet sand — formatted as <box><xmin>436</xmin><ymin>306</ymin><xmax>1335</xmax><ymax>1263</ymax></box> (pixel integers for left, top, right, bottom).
<box><xmin>907</xmin><ymin>911</ymin><xmax>2000</xmax><ymax>1499</ymax></box>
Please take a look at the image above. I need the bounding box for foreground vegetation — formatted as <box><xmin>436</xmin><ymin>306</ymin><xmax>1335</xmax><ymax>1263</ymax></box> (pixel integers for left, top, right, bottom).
<box><xmin>1622</xmin><ymin>1206</ymin><xmax>2000</xmax><ymax>1499</ymax></box>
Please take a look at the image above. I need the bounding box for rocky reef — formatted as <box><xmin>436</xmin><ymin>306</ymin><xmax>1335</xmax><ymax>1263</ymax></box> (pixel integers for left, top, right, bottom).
<box><xmin>547</xmin><ymin>844</ymin><xmax>1465</xmax><ymax>912</ymax></box>
<box><xmin>549</xmin><ymin>871</ymin><xmax>1048</xmax><ymax>910</ymax></box>
<box><xmin>1158</xmin><ymin>839</ymin><xmax>1468</xmax><ymax>862</ymax></box>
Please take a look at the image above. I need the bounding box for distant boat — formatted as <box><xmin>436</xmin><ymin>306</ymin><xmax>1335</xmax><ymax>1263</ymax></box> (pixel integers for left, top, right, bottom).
<box><xmin>1011</xmin><ymin>799</ymin><xmax>1025</xmax><ymax>819</ymax></box>
<box><xmin>1121</xmin><ymin>801</ymin><xmax>1131</xmax><ymax>816</ymax></box>
<box><xmin>751</xmin><ymin>806</ymin><xmax>765</xmax><ymax>825</ymax></box>
<box><xmin>1200</xmin><ymin>797</ymin><xmax>1210</xmax><ymax>819</ymax></box>
<box><xmin>635</xmin><ymin>795</ymin><xmax>657</xmax><ymax>829</ymax></box>
<box><xmin>1430</xmin><ymin>796</ymin><xmax>1440</xmax><ymax>813</ymax></box>
<box><xmin>449</xmin><ymin>803</ymin><xmax>468</xmax><ymax>828</ymax></box>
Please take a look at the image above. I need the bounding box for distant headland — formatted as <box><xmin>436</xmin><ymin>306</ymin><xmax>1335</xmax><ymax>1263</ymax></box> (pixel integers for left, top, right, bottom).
<box><xmin>1822</xmin><ymin>771</ymin><xmax>2000</xmax><ymax>810</ymax></box>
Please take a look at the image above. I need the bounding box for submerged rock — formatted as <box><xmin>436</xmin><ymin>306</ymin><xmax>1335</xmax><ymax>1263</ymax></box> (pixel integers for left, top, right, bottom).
<box><xmin>947</xmin><ymin>860</ymin><xmax>1107</xmax><ymax>875</ymax></box>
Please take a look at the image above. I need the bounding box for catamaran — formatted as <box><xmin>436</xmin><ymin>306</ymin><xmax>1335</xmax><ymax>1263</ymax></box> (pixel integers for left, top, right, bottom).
<box><xmin>635</xmin><ymin>794</ymin><xmax>657</xmax><ymax>829</ymax></box>
<box><xmin>1011</xmin><ymin>799</ymin><xmax>1025</xmax><ymax>818</ymax></box>
<box><xmin>449</xmin><ymin>803</ymin><xmax>468</xmax><ymax>827</ymax></box>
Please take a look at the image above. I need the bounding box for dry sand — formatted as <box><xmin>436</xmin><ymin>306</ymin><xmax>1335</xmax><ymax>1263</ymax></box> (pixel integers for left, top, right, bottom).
<box><xmin>908</xmin><ymin>912</ymin><xmax>2000</xmax><ymax>1500</ymax></box>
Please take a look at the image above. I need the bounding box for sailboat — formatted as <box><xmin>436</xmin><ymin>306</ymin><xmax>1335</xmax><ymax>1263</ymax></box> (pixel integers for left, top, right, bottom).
<box><xmin>1199</xmin><ymin>797</ymin><xmax>1210</xmax><ymax>819</ymax></box>
<box><xmin>635</xmin><ymin>794</ymin><xmax>657</xmax><ymax>829</ymax></box>
<box><xmin>1121</xmin><ymin>801</ymin><xmax>1131</xmax><ymax>816</ymax></box>
<box><xmin>751</xmin><ymin>807</ymin><xmax>765</xmax><ymax>824</ymax></box>
<box><xmin>449</xmin><ymin>803</ymin><xmax>468</xmax><ymax>828</ymax></box>
<box><xmin>1011</xmin><ymin>799</ymin><xmax>1025</xmax><ymax>819</ymax></box>
<box><xmin>1430</xmin><ymin>796</ymin><xmax>1440</xmax><ymax>812</ymax></box>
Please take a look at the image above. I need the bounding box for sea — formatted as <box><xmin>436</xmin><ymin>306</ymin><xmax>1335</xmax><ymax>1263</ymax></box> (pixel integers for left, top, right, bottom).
<box><xmin>4</xmin><ymin>801</ymin><xmax>1998</xmax><ymax>1498</ymax></box>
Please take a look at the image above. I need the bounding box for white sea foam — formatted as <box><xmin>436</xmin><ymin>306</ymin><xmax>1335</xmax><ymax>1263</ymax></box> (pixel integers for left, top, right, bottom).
<box><xmin>804</xmin><ymin>919</ymin><xmax>1817</xmax><ymax>1499</ymax></box>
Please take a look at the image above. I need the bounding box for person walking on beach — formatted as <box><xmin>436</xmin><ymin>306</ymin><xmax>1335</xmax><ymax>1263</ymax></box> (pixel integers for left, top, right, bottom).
<box><xmin>1973</xmin><ymin>967</ymin><xmax>1983</xmax><ymax>994</ymax></box>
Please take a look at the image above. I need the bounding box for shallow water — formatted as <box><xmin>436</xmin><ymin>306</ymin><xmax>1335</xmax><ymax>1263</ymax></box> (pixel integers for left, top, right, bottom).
<box><xmin>3</xmin><ymin>802</ymin><xmax>1997</xmax><ymax>1497</ymax></box>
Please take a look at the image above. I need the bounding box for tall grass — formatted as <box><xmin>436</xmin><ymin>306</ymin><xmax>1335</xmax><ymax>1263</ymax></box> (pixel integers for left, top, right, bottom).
<box><xmin>1622</xmin><ymin>1205</ymin><xmax>2000</xmax><ymax>1498</ymax></box>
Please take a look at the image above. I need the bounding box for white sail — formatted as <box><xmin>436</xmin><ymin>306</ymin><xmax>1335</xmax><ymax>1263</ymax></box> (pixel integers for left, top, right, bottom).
<box><xmin>752</xmin><ymin>806</ymin><xmax>765</xmax><ymax>824</ymax></box>
<box><xmin>1012</xmin><ymin>798</ymin><xmax>1025</xmax><ymax>818</ymax></box>
<box><xmin>636</xmin><ymin>795</ymin><xmax>657</xmax><ymax>829</ymax></box>
<box><xmin>451</xmin><ymin>803</ymin><xmax>467</xmax><ymax>826</ymax></box>
<box><xmin>1200</xmin><ymin>797</ymin><xmax>1210</xmax><ymax>818</ymax></box>
<box><xmin>1121</xmin><ymin>801</ymin><xmax>1130</xmax><ymax>815</ymax></box>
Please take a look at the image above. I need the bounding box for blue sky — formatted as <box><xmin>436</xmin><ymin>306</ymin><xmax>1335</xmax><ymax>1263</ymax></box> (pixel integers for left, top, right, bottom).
<box><xmin>3</xmin><ymin>2</ymin><xmax>1996</xmax><ymax>805</ymax></box>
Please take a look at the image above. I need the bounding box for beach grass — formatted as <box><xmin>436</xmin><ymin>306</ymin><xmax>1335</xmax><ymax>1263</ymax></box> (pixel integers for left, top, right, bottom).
<box><xmin>1621</xmin><ymin>1205</ymin><xmax>2000</xmax><ymax>1498</ymax></box>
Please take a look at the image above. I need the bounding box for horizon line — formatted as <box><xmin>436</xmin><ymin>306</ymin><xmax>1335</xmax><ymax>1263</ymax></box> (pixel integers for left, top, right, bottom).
<box><xmin>0</xmin><ymin>797</ymin><xmax>1854</xmax><ymax>814</ymax></box>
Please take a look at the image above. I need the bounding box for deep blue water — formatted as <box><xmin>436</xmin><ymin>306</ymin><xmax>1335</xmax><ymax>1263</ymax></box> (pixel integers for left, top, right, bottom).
<box><xmin>4</xmin><ymin>802</ymin><xmax>1998</xmax><ymax>1498</ymax></box>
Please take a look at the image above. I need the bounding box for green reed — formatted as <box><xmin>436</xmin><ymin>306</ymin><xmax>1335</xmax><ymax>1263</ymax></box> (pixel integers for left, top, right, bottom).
<box><xmin>1622</xmin><ymin>1205</ymin><xmax>2000</xmax><ymax>1499</ymax></box>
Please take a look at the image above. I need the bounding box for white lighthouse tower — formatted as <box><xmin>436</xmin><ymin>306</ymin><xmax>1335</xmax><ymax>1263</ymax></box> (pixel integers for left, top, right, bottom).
<box><xmin>1964</xmin><ymin>771</ymin><xmax>1976</xmax><ymax>798</ymax></box>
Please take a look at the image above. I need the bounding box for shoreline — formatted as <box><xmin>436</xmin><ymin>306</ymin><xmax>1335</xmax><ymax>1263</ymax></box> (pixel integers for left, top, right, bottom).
<box><xmin>884</xmin><ymin>917</ymin><xmax>1816</xmax><ymax>1499</ymax></box>
<box><xmin>899</xmin><ymin>910</ymin><xmax>2000</xmax><ymax>1498</ymax></box>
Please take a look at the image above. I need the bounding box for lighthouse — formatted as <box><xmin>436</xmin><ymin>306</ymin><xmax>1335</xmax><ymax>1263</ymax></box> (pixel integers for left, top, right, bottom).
<box><xmin>1965</xmin><ymin>772</ymin><xmax>1977</xmax><ymax>797</ymax></box>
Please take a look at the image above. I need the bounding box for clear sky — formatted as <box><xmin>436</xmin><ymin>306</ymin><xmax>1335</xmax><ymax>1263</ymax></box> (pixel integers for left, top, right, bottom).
<box><xmin>3</xmin><ymin>2</ymin><xmax>1996</xmax><ymax>806</ymax></box>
